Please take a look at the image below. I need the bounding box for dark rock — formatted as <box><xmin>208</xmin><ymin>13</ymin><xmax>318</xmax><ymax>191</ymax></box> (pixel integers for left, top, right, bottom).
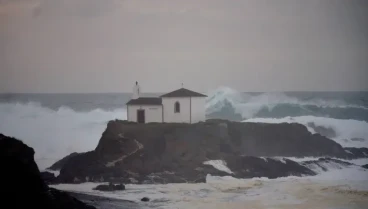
<box><xmin>344</xmin><ymin>147</ymin><xmax>368</xmax><ymax>159</ymax></box>
<box><xmin>93</xmin><ymin>184</ymin><xmax>114</xmax><ymax>191</ymax></box>
<box><xmin>113</xmin><ymin>183</ymin><xmax>125</xmax><ymax>190</ymax></box>
<box><xmin>0</xmin><ymin>133</ymin><xmax>96</xmax><ymax>209</ymax></box>
<box><xmin>226</xmin><ymin>156</ymin><xmax>316</xmax><ymax>179</ymax></box>
<box><xmin>141</xmin><ymin>197</ymin><xmax>150</xmax><ymax>202</ymax></box>
<box><xmin>307</xmin><ymin>122</ymin><xmax>337</xmax><ymax>139</ymax></box>
<box><xmin>67</xmin><ymin>192</ymin><xmax>138</xmax><ymax>209</ymax></box>
<box><xmin>231</xmin><ymin>122</ymin><xmax>344</xmax><ymax>158</ymax></box>
<box><xmin>40</xmin><ymin>171</ymin><xmax>56</xmax><ymax>184</ymax></box>
<box><xmin>93</xmin><ymin>182</ymin><xmax>125</xmax><ymax>191</ymax></box>
<box><xmin>350</xmin><ymin>138</ymin><xmax>366</xmax><ymax>142</ymax></box>
<box><xmin>49</xmin><ymin>188</ymin><xmax>95</xmax><ymax>209</ymax></box>
<box><xmin>48</xmin><ymin>152</ymin><xmax>80</xmax><ymax>170</ymax></box>
<box><xmin>56</xmin><ymin>120</ymin><xmax>355</xmax><ymax>184</ymax></box>
<box><xmin>301</xmin><ymin>158</ymin><xmax>353</xmax><ymax>172</ymax></box>
<box><xmin>362</xmin><ymin>164</ymin><xmax>368</xmax><ymax>169</ymax></box>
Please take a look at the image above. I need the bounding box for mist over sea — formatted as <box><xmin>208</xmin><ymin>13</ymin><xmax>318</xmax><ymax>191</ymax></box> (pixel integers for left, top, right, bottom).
<box><xmin>1</xmin><ymin>87</ymin><xmax>368</xmax><ymax>208</ymax></box>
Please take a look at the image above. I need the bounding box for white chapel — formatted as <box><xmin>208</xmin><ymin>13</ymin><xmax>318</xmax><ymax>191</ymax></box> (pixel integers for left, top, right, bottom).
<box><xmin>126</xmin><ymin>82</ymin><xmax>207</xmax><ymax>124</ymax></box>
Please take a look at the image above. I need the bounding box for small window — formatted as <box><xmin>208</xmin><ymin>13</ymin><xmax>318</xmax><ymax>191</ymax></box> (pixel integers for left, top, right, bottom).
<box><xmin>174</xmin><ymin>101</ymin><xmax>180</xmax><ymax>113</ymax></box>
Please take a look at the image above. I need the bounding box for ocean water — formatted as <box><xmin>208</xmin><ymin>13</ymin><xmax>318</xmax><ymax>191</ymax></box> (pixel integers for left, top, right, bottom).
<box><xmin>1</xmin><ymin>87</ymin><xmax>368</xmax><ymax>208</ymax></box>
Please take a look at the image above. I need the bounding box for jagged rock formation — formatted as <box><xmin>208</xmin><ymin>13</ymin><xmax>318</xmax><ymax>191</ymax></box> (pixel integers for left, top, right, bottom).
<box><xmin>93</xmin><ymin>183</ymin><xmax>125</xmax><ymax>191</ymax></box>
<box><xmin>0</xmin><ymin>133</ymin><xmax>95</xmax><ymax>209</ymax></box>
<box><xmin>344</xmin><ymin>147</ymin><xmax>368</xmax><ymax>159</ymax></box>
<box><xmin>225</xmin><ymin>156</ymin><xmax>316</xmax><ymax>179</ymax></box>
<box><xmin>48</xmin><ymin>152</ymin><xmax>80</xmax><ymax>171</ymax></box>
<box><xmin>53</xmin><ymin>120</ymin><xmax>365</xmax><ymax>184</ymax></box>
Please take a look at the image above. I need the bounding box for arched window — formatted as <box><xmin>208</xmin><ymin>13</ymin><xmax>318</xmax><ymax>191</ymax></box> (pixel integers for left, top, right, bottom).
<box><xmin>174</xmin><ymin>101</ymin><xmax>180</xmax><ymax>113</ymax></box>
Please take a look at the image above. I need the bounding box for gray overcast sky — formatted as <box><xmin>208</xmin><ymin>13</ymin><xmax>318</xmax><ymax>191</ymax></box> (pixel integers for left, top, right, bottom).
<box><xmin>0</xmin><ymin>0</ymin><xmax>367</xmax><ymax>93</ymax></box>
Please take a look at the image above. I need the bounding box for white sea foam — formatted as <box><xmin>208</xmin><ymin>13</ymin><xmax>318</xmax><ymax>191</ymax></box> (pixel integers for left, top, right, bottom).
<box><xmin>347</xmin><ymin>158</ymin><xmax>368</xmax><ymax>166</ymax></box>
<box><xmin>45</xmin><ymin>169</ymin><xmax>60</xmax><ymax>177</ymax></box>
<box><xmin>271</xmin><ymin>157</ymin><xmax>287</xmax><ymax>164</ymax></box>
<box><xmin>203</xmin><ymin>160</ymin><xmax>233</xmax><ymax>174</ymax></box>
<box><xmin>243</xmin><ymin>116</ymin><xmax>368</xmax><ymax>148</ymax></box>
<box><xmin>0</xmin><ymin>102</ymin><xmax>126</xmax><ymax>170</ymax></box>
<box><xmin>52</xmin><ymin>166</ymin><xmax>368</xmax><ymax>209</ymax></box>
<box><xmin>285</xmin><ymin>157</ymin><xmax>368</xmax><ymax>166</ymax></box>
<box><xmin>50</xmin><ymin>153</ymin><xmax>368</xmax><ymax>208</ymax></box>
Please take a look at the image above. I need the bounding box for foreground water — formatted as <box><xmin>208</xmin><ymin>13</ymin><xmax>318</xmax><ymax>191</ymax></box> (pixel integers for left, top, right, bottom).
<box><xmin>52</xmin><ymin>174</ymin><xmax>368</xmax><ymax>209</ymax></box>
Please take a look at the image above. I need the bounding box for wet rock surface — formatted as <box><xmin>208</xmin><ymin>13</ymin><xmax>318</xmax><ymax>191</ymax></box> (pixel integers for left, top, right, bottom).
<box><xmin>93</xmin><ymin>182</ymin><xmax>126</xmax><ymax>191</ymax></box>
<box><xmin>344</xmin><ymin>147</ymin><xmax>368</xmax><ymax>158</ymax></box>
<box><xmin>307</xmin><ymin>122</ymin><xmax>337</xmax><ymax>139</ymax></box>
<box><xmin>0</xmin><ymin>133</ymin><xmax>96</xmax><ymax>209</ymax></box>
<box><xmin>226</xmin><ymin>156</ymin><xmax>316</xmax><ymax>179</ymax></box>
<box><xmin>53</xmin><ymin>120</ymin><xmax>366</xmax><ymax>184</ymax></box>
<box><xmin>40</xmin><ymin>171</ymin><xmax>57</xmax><ymax>184</ymax></box>
<box><xmin>68</xmin><ymin>192</ymin><xmax>140</xmax><ymax>209</ymax></box>
<box><xmin>48</xmin><ymin>152</ymin><xmax>80</xmax><ymax>171</ymax></box>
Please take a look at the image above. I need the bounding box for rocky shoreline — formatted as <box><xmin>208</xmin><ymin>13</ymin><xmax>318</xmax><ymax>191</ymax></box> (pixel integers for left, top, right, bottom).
<box><xmin>47</xmin><ymin>120</ymin><xmax>367</xmax><ymax>184</ymax></box>
<box><xmin>67</xmin><ymin>192</ymin><xmax>140</xmax><ymax>209</ymax></box>
<box><xmin>1</xmin><ymin>119</ymin><xmax>367</xmax><ymax>208</ymax></box>
<box><xmin>0</xmin><ymin>134</ymin><xmax>96</xmax><ymax>209</ymax></box>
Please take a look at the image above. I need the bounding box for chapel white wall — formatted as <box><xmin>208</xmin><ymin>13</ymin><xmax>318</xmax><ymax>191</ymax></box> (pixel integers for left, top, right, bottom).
<box><xmin>162</xmin><ymin>97</ymin><xmax>190</xmax><ymax>123</ymax></box>
<box><xmin>190</xmin><ymin>97</ymin><xmax>206</xmax><ymax>123</ymax></box>
<box><xmin>127</xmin><ymin>105</ymin><xmax>162</xmax><ymax>123</ymax></box>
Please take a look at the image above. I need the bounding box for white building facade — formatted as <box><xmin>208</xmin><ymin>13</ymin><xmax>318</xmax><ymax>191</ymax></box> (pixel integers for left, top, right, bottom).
<box><xmin>126</xmin><ymin>83</ymin><xmax>206</xmax><ymax>124</ymax></box>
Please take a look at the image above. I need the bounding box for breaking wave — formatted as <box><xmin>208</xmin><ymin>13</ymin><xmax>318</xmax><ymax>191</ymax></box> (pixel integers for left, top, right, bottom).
<box><xmin>206</xmin><ymin>86</ymin><xmax>368</xmax><ymax>122</ymax></box>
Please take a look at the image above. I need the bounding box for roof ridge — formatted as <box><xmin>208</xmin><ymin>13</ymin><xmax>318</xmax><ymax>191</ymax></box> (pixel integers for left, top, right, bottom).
<box><xmin>126</xmin><ymin>97</ymin><xmax>162</xmax><ymax>105</ymax></box>
<box><xmin>160</xmin><ymin>88</ymin><xmax>207</xmax><ymax>98</ymax></box>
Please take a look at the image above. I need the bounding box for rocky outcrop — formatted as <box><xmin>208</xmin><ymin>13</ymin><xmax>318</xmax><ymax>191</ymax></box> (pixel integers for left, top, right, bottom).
<box><xmin>0</xmin><ymin>133</ymin><xmax>95</xmax><ymax>209</ymax></box>
<box><xmin>226</xmin><ymin>156</ymin><xmax>316</xmax><ymax>179</ymax></box>
<box><xmin>93</xmin><ymin>182</ymin><xmax>125</xmax><ymax>191</ymax></box>
<box><xmin>40</xmin><ymin>171</ymin><xmax>57</xmax><ymax>184</ymax></box>
<box><xmin>300</xmin><ymin>158</ymin><xmax>353</xmax><ymax>172</ymax></box>
<box><xmin>67</xmin><ymin>192</ymin><xmax>138</xmax><ymax>209</ymax></box>
<box><xmin>48</xmin><ymin>152</ymin><xmax>80</xmax><ymax>171</ymax></box>
<box><xmin>344</xmin><ymin>147</ymin><xmax>368</xmax><ymax>159</ymax></box>
<box><xmin>306</xmin><ymin>122</ymin><xmax>337</xmax><ymax>139</ymax></box>
<box><xmin>141</xmin><ymin>197</ymin><xmax>150</xmax><ymax>202</ymax></box>
<box><xmin>54</xmin><ymin>120</ymin><xmax>363</xmax><ymax>184</ymax></box>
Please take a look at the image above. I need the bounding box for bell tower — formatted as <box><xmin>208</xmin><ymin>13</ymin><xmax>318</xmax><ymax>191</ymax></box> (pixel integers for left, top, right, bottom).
<box><xmin>132</xmin><ymin>81</ymin><xmax>140</xmax><ymax>99</ymax></box>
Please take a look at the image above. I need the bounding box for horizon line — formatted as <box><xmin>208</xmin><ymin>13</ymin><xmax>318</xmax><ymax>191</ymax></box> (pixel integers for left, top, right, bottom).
<box><xmin>1</xmin><ymin>90</ymin><xmax>368</xmax><ymax>94</ymax></box>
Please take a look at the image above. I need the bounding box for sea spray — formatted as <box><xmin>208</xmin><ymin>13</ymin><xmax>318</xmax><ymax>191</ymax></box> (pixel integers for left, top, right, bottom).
<box><xmin>0</xmin><ymin>102</ymin><xmax>126</xmax><ymax>170</ymax></box>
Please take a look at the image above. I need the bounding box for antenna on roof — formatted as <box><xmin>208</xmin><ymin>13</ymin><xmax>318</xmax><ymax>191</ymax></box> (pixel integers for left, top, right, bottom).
<box><xmin>181</xmin><ymin>83</ymin><xmax>184</xmax><ymax>88</ymax></box>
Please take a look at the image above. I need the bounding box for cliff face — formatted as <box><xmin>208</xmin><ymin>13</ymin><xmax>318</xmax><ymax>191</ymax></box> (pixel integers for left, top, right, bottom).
<box><xmin>56</xmin><ymin>120</ymin><xmax>357</xmax><ymax>184</ymax></box>
<box><xmin>0</xmin><ymin>134</ymin><xmax>95</xmax><ymax>209</ymax></box>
